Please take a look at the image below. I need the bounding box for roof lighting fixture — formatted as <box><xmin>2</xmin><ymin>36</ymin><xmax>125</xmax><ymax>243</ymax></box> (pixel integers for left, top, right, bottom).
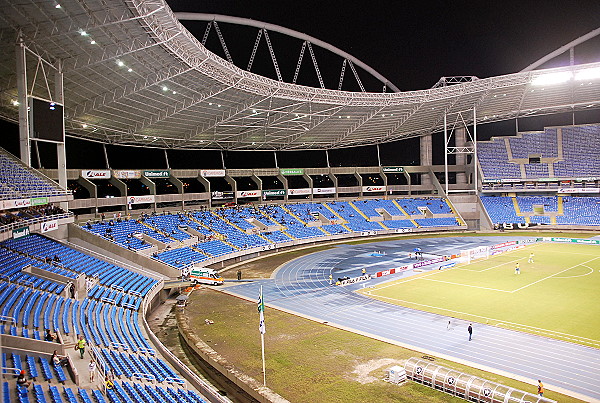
<box><xmin>49</xmin><ymin>102</ymin><xmax>55</xmax><ymax>110</ymax></box>
<box><xmin>11</xmin><ymin>100</ymin><xmax>19</xmax><ymax>106</ymax></box>
<box><xmin>80</xmin><ymin>30</ymin><xmax>88</xmax><ymax>36</ymax></box>
<box><xmin>172</xmin><ymin>91</ymin><xmax>176</xmax><ymax>94</ymax></box>
<box><xmin>162</xmin><ymin>86</ymin><xmax>168</xmax><ymax>91</ymax></box>
<box><xmin>55</xmin><ymin>4</ymin><xmax>61</xmax><ymax>8</ymax></box>
<box><xmin>574</xmin><ymin>67</ymin><xmax>600</xmax><ymax>81</ymax></box>
<box><xmin>531</xmin><ymin>71</ymin><xmax>572</xmax><ymax>86</ymax></box>
<box><xmin>90</xmin><ymin>40</ymin><xmax>96</xmax><ymax>45</ymax></box>
<box><xmin>82</xmin><ymin>124</ymin><xmax>88</xmax><ymax>128</ymax></box>
<box><xmin>252</xmin><ymin>109</ymin><xmax>257</xmax><ymax>113</ymax></box>
<box><xmin>128</xmin><ymin>68</ymin><xmax>133</xmax><ymax>72</ymax></box>
<box><xmin>117</xmin><ymin>60</ymin><xmax>124</xmax><ymax>67</ymax></box>
<box><xmin>217</xmin><ymin>104</ymin><xmax>221</xmax><ymax>107</ymax></box>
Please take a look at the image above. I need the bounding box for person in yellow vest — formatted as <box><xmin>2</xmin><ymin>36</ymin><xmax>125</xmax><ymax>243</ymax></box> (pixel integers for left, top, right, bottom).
<box><xmin>515</xmin><ymin>262</ymin><xmax>520</xmax><ymax>275</ymax></box>
<box><xmin>361</xmin><ymin>268</ymin><xmax>367</xmax><ymax>276</ymax></box>
<box><xmin>537</xmin><ymin>380</ymin><xmax>544</xmax><ymax>397</ymax></box>
<box><xmin>76</xmin><ymin>335</ymin><xmax>87</xmax><ymax>359</ymax></box>
<box><xmin>528</xmin><ymin>253</ymin><xmax>534</xmax><ymax>263</ymax></box>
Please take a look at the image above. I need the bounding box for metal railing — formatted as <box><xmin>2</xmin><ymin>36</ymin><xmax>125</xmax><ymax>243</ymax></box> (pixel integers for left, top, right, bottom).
<box><xmin>0</xmin><ymin>212</ymin><xmax>73</xmax><ymax>233</ymax></box>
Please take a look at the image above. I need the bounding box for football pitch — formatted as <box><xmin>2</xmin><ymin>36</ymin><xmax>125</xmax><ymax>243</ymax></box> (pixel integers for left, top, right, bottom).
<box><xmin>361</xmin><ymin>242</ymin><xmax>600</xmax><ymax>347</ymax></box>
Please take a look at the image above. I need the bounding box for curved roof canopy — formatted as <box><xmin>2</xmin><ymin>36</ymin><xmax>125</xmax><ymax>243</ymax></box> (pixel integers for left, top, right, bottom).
<box><xmin>0</xmin><ymin>0</ymin><xmax>599</xmax><ymax>150</ymax></box>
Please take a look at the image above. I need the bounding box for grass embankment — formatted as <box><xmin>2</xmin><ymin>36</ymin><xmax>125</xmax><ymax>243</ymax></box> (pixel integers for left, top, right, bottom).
<box><xmin>185</xmin><ymin>288</ymin><xmax>582</xmax><ymax>403</ymax></box>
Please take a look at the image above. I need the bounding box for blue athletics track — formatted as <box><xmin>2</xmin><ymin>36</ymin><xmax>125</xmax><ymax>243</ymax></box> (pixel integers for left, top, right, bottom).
<box><xmin>222</xmin><ymin>235</ymin><xmax>600</xmax><ymax>402</ymax></box>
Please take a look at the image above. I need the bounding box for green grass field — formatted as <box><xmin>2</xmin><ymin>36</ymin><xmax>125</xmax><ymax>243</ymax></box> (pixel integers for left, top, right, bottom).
<box><xmin>361</xmin><ymin>242</ymin><xmax>600</xmax><ymax>347</ymax></box>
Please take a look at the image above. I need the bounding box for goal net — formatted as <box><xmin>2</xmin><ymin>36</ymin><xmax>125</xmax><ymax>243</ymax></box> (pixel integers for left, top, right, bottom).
<box><xmin>460</xmin><ymin>245</ymin><xmax>490</xmax><ymax>264</ymax></box>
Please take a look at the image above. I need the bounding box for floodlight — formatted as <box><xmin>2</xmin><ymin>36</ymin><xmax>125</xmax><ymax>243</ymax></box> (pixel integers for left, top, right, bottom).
<box><xmin>574</xmin><ymin>67</ymin><xmax>600</xmax><ymax>81</ymax></box>
<box><xmin>117</xmin><ymin>60</ymin><xmax>124</xmax><ymax>67</ymax></box>
<box><xmin>162</xmin><ymin>86</ymin><xmax>168</xmax><ymax>91</ymax></box>
<box><xmin>55</xmin><ymin>4</ymin><xmax>61</xmax><ymax>8</ymax></box>
<box><xmin>90</xmin><ymin>40</ymin><xmax>96</xmax><ymax>45</ymax></box>
<box><xmin>80</xmin><ymin>30</ymin><xmax>88</xmax><ymax>36</ymax></box>
<box><xmin>531</xmin><ymin>71</ymin><xmax>572</xmax><ymax>86</ymax></box>
<box><xmin>82</xmin><ymin>124</ymin><xmax>88</xmax><ymax>128</ymax></box>
<box><xmin>128</xmin><ymin>68</ymin><xmax>133</xmax><ymax>72</ymax></box>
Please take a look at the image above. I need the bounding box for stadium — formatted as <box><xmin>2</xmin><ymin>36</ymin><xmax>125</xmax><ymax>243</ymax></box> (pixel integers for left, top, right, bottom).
<box><xmin>0</xmin><ymin>0</ymin><xmax>599</xmax><ymax>402</ymax></box>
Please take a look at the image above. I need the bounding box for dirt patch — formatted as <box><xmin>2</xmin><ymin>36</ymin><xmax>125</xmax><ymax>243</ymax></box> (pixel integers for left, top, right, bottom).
<box><xmin>350</xmin><ymin>358</ymin><xmax>404</xmax><ymax>384</ymax></box>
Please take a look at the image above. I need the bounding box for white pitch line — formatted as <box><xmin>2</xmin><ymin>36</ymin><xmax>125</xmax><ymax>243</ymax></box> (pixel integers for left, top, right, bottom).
<box><xmin>421</xmin><ymin>278</ymin><xmax>512</xmax><ymax>293</ymax></box>
<box><xmin>512</xmin><ymin>255</ymin><xmax>600</xmax><ymax>293</ymax></box>
<box><xmin>367</xmin><ymin>293</ymin><xmax>600</xmax><ymax>346</ymax></box>
<box><xmin>554</xmin><ymin>265</ymin><xmax>595</xmax><ymax>279</ymax></box>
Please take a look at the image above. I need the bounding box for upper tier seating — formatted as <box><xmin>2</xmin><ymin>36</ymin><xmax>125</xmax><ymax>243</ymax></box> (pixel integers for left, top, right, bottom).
<box><xmin>478</xmin><ymin>124</ymin><xmax>600</xmax><ymax>180</ymax></box>
<box><xmin>0</xmin><ymin>148</ymin><xmax>66</xmax><ymax>199</ymax></box>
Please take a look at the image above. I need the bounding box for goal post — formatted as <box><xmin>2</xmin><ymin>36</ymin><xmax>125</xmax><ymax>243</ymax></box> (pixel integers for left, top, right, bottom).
<box><xmin>460</xmin><ymin>245</ymin><xmax>490</xmax><ymax>264</ymax></box>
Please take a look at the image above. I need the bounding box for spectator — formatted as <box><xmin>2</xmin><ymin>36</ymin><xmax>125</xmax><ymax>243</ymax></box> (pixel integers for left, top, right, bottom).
<box><xmin>16</xmin><ymin>370</ymin><xmax>31</xmax><ymax>388</ymax></box>
<box><xmin>51</xmin><ymin>351</ymin><xmax>69</xmax><ymax>367</ymax></box>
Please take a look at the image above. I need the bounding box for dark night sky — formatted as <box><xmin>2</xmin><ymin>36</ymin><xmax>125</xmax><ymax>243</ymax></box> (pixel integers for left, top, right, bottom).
<box><xmin>1</xmin><ymin>1</ymin><xmax>599</xmax><ymax>169</ymax></box>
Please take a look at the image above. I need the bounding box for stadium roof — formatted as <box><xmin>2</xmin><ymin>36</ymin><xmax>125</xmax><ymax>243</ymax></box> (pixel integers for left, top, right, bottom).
<box><xmin>0</xmin><ymin>0</ymin><xmax>599</xmax><ymax>151</ymax></box>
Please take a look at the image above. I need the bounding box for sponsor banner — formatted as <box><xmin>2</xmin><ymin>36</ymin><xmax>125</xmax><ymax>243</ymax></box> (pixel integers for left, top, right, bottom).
<box><xmin>382</xmin><ymin>166</ymin><xmax>404</xmax><ymax>173</ymax></box>
<box><xmin>280</xmin><ymin>168</ymin><xmax>304</xmax><ymax>176</ymax></box>
<box><xmin>517</xmin><ymin>238</ymin><xmax>538</xmax><ymax>245</ymax></box>
<box><xmin>211</xmin><ymin>191</ymin><xmax>234</xmax><ymax>200</ymax></box>
<box><xmin>288</xmin><ymin>188</ymin><xmax>311</xmax><ymax>196</ymax></box>
<box><xmin>236</xmin><ymin>190</ymin><xmax>261</xmax><ymax>198</ymax></box>
<box><xmin>361</xmin><ymin>230</ymin><xmax>378</xmax><ymax>236</ymax></box>
<box><xmin>375</xmin><ymin>265</ymin><xmax>411</xmax><ymax>278</ymax></box>
<box><xmin>113</xmin><ymin>170</ymin><xmax>141</xmax><ymax>179</ymax></box>
<box><xmin>557</xmin><ymin>187</ymin><xmax>600</xmax><ymax>193</ymax></box>
<box><xmin>41</xmin><ymin>220</ymin><xmax>58</xmax><ymax>233</ymax></box>
<box><xmin>30</xmin><ymin>197</ymin><xmax>49</xmax><ymax>206</ymax></box>
<box><xmin>200</xmin><ymin>169</ymin><xmax>226</xmax><ymax>178</ymax></box>
<box><xmin>263</xmin><ymin>189</ymin><xmax>285</xmax><ymax>197</ymax></box>
<box><xmin>143</xmin><ymin>170</ymin><xmax>170</xmax><ymax>178</ymax></box>
<box><xmin>413</xmin><ymin>256</ymin><xmax>446</xmax><ymax>269</ymax></box>
<box><xmin>545</xmin><ymin>237</ymin><xmax>600</xmax><ymax>245</ymax></box>
<box><xmin>338</xmin><ymin>274</ymin><xmax>371</xmax><ymax>286</ymax></box>
<box><xmin>491</xmin><ymin>241</ymin><xmax>517</xmax><ymax>249</ymax></box>
<box><xmin>500</xmin><ymin>178</ymin><xmax>522</xmax><ymax>183</ymax></box>
<box><xmin>537</xmin><ymin>177</ymin><xmax>559</xmax><ymax>182</ymax></box>
<box><xmin>12</xmin><ymin>227</ymin><xmax>30</xmax><ymax>240</ymax></box>
<box><xmin>81</xmin><ymin>170</ymin><xmax>111</xmax><ymax>179</ymax></box>
<box><xmin>482</xmin><ymin>179</ymin><xmax>501</xmax><ymax>184</ymax></box>
<box><xmin>395</xmin><ymin>228</ymin><xmax>412</xmax><ymax>233</ymax></box>
<box><xmin>3</xmin><ymin>199</ymin><xmax>32</xmax><ymax>209</ymax></box>
<box><xmin>127</xmin><ymin>195</ymin><xmax>155</xmax><ymax>205</ymax></box>
<box><xmin>439</xmin><ymin>262</ymin><xmax>456</xmax><ymax>270</ymax></box>
<box><xmin>313</xmin><ymin>187</ymin><xmax>336</xmax><ymax>195</ymax></box>
<box><xmin>363</xmin><ymin>185</ymin><xmax>386</xmax><ymax>193</ymax></box>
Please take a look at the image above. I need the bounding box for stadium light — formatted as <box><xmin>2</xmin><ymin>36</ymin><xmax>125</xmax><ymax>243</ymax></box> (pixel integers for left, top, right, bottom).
<box><xmin>531</xmin><ymin>71</ymin><xmax>572</xmax><ymax>86</ymax></box>
<box><xmin>574</xmin><ymin>67</ymin><xmax>600</xmax><ymax>81</ymax></box>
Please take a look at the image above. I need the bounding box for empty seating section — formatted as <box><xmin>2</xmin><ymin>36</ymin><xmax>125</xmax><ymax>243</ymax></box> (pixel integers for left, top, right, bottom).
<box><xmin>557</xmin><ymin>197</ymin><xmax>600</xmax><ymax>225</ymax></box>
<box><xmin>2</xmin><ymin>234</ymin><xmax>157</xmax><ymax>295</ymax></box>
<box><xmin>477</xmin><ymin>139</ymin><xmax>522</xmax><ymax>179</ymax></box>
<box><xmin>481</xmin><ymin>196</ymin><xmax>600</xmax><ymax>226</ymax></box>
<box><xmin>397</xmin><ymin>198</ymin><xmax>452</xmax><ymax>215</ymax></box>
<box><xmin>156</xmin><ymin>246</ymin><xmax>207</xmax><ymax>268</ymax></box>
<box><xmin>0</xmin><ymin>148</ymin><xmax>65</xmax><ymax>199</ymax></box>
<box><xmin>326</xmin><ymin>201</ymin><xmax>383</xmax><ymax>232</ymax></box>
<box><xmin>80</xmin><ymin>198</ymin><xmax>462</xmax><ymax>269</ymax></box>
<box><xmin>480</xmin><ymin>196</ymin><xmax>525</xmax><ymax>224</ymax></box>
<box><xmin>478</xmin><ymin>124</ymin><xmax>600</xmax><ymax>180</ymax></box>
<box><xmin>554</xmin><ymin>125</ymin><xmax>600</xmax><ymax>177</ymax></box>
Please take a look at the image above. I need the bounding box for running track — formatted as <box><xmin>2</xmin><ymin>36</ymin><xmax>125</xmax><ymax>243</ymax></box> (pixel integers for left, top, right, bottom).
<box><xmin>223</xmin><ymin>236</ymin><xmax>600</xmax><ymax>402</ymax></box>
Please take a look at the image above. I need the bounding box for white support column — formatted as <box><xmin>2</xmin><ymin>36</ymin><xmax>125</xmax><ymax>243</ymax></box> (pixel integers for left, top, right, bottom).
<box><xmin>376</xmin><ymin>143</ymin><xmax>382</xmax><ymax>167</ymax></box>
<box><xmin>444</xmin><ymin>113</ymin><xmax>448</xmax><ymax>195</ymax></box>
<box><xmin>16</xmin><ymin>36</ymin><xmax>30</xmax><ymax>166</ymax></box>
<box><xmin>55</xmin><ymin>61</ymin><xmax>67</xmax><ymax>192</ymax></box>
<box><xmin>473</xmin><ymin>107</ymin><xmax>478</xmax><ymax>194</ymax></box>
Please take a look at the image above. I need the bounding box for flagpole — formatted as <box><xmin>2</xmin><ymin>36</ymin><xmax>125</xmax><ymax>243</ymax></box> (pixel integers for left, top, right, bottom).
<box><xmin>259</xmin><ymin>285</ymin><xmax>266</xmax><ymax>386</ymax></box>
<box><xmin>261</xmin><ymin>327</ymin><xmax>266</xmax><ymax>386</ymax></box>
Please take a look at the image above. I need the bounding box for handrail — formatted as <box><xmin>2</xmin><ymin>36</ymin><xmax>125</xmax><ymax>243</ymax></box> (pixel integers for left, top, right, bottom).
<box><xmin>0</xmin><ymin>212</ymin><xmax>73</xmax><ymax>234</ymax></box>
